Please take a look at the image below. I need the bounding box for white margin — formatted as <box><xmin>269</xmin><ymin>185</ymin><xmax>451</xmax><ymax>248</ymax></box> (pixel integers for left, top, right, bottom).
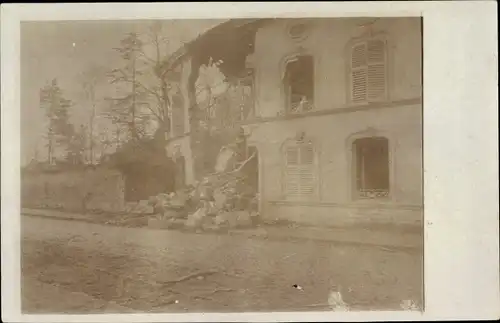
<box><xmin>2</xmin><ymin>1</ymin><xmax>499</xmax><ymax>322</ymax></box>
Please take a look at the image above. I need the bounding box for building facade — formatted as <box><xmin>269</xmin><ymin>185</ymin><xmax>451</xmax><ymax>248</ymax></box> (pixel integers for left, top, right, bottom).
<box><xmin>163</xmin><ymin>17</ymin><xmax>423</xmax><ymax>227</ymax></box>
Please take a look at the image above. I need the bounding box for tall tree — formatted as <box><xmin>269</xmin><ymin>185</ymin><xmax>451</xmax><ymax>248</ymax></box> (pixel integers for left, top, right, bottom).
<box><xmin>106</xmin><ymin>22</ymin><xmax>188</xmax><ymax>143</ymax></box>
<box><xmin>39</xmin><ymin>79</ymin><xmax>75</xmax><ymax>163</ymax></box>
<box><xmin>107</xmin><ymin>32</ymin><xmax>146</xmax><ymax>141</ymax></box>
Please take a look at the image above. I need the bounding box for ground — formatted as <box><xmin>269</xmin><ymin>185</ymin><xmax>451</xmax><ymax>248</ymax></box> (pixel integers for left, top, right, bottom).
<box><xmin>21</xmin><ymin>215</ymin><xmax>423</xmax><ymax>313</ymax></box>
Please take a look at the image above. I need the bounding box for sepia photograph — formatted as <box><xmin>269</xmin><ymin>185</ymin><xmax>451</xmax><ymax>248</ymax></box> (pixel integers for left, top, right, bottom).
<box><xmin>1</xmin><ymin>1</ymin><xmax>498</xmax><ymax>322</ymax></box>
<box><xmin>19</xmin><ymin>16</ymin><xmax>424</xmax><ymax>314</ymax></box>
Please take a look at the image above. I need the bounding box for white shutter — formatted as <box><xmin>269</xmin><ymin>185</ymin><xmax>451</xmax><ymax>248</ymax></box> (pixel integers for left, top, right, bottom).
<box><xmin>351</xmin><ymin>43</ymin><xmax>368</xmax><ymax>103</ymax></box>
<box><xmin>367</xmin><ymin>39</ymin><xmax>387</xmax><ymax>101</ymax></box>
<box><xmin>285</xmin><ymin>147</ymin><xmax>301</xmax><ymax>197</ymax></box>
<box><xmin>285</xmin><ymin>144</ymin><xmax>316</xmax><ymax>199</ymax></box>
<box><xmin>299</xmin><ymin>144</ymin><xmax>315</xmax><ymax>196</ymax></box>
<box><xmin>350</xmin><ymin>39</ymin><xmax>387</xmax><ymax>103</ymax></box>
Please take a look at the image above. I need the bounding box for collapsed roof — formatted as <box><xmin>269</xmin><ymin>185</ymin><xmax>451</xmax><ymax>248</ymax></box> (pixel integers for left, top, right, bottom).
<box><xmin>160</xmin><ymin>19</ymin><xmax>271</xmax><ymax>78</ymax></box>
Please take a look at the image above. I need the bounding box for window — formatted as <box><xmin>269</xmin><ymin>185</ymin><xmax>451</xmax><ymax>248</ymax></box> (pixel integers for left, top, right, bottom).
<box><xmin>237</xmin><ymin>69</ymin><xmax>255</xmax><ymax>121</ymax></box>
<box><xmin>284</xmin><ymin>141</ymin><xmax>316</xmax><ymax>199</ymax></box>
<box><xmin>353</xmin><ymin>137</ymin><xmax>390</xmax><ymax>199</ymax></box>
<box><xmin>284</xmin><ymin>55</ymin><xmax>314</xmax><ymax>114</ymax></box>
<box><xmin>350</xmin><ymin>38</ymin><xmax>388</xmax><ymax>104</ymax></box>
<box><xmin>229</xmin><ymin>68</ymin><xmax>255</xmax><ymax>123</ymax></box>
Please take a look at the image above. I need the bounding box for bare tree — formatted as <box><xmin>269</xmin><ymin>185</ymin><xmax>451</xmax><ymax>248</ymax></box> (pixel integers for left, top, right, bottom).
<box><xmin>78</xmin><ymin>64</ymin><xmax>107</xmax><ymax>164</ymax></box>
<box><xmin>106</xmin><ymin>22</ymin><xmax>190</xmax><ymax>142</ymax></box>
<box><xmin>105</xmin><ymin>32</ymin><xmax>143</xmax><ymax>142</ymax></box>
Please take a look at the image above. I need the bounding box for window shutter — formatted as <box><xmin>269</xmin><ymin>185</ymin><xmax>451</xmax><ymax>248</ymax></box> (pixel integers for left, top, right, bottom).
<box><xmin>286</xmin><ymin>147</ymin><xmax>299</xmax><ymax>165</ymax></box>
<box><xmin>351</xmin><ymin>43</ymin><xmax>368</xmax><ymax>103</ymax></box>
<box><xmin>299</xmin><ymin>144</ymin><xmax>315</xmax><ymax>196</ymax></box>
<box><xmin>350</xmin><ymin>39</ymin><xmax>387</xmax><ymax>103</ymax></box>
<box><xmin>351</xmin><ymin>43</ymin><xmax>367</xmax><ymax>68</ymax></box>
<box><xmin>285</xmin><ymin>147</ymin><xmax>301</xmax><ymax>197</ymax></box>
<box><xmin>366</xmin><ymin>39</ymin><xmax>387</xmax><ymax>101</ymax></box>
<box><xmin>284</xmin><ymin>144</ymin><xmax>316</xmax><ymax>198</ymax></box>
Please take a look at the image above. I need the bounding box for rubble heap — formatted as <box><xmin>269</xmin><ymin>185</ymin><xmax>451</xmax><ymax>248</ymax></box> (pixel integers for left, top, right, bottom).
<box><xmin>147</xmin><ymin>145</ymin><xmax>260</xmax><ymax>232</ymax></box>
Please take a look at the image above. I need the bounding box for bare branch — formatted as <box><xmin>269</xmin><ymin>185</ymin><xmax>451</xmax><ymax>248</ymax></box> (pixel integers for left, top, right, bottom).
<box><xmin>141</xmin><ymin>103</ymin><xmax>163</xmax><ymax>122</ymax></box>
<box><xmin>136</xmin><ymin>50</ymin><xmax>157</xmax><ymax>65</ymax></box>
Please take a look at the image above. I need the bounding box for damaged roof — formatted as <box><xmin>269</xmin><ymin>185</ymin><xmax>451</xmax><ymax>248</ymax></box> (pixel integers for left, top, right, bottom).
<box><xmin>160</xmin><ymin>18</ymin><xmax>270</xmax><ymax>77</ymax></box>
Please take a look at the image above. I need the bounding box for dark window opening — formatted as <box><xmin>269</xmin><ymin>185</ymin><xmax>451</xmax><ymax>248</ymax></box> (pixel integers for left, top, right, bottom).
<box><xmin>284</xmin><ymin>55</ymin><xmax>314</xmax><ymax>114</ymax></box>
<box><xmin>353</xmin><ymin>137</ymin><xmax>390</xmax><ymax>199</ymax></box>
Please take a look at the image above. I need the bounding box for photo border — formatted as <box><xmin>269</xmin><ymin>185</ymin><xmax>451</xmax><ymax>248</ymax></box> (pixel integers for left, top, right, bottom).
<box><xmin>2</xmin><ymin>1</ymin><xmax>498</xmax><ymax>322</ymax></box>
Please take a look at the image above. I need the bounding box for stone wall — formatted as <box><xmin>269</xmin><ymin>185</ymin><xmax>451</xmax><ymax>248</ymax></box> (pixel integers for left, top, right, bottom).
<box><xmin>21</xmin><ymin>168</ymin><xmax>126</xmax><ymax>213</ymax></box>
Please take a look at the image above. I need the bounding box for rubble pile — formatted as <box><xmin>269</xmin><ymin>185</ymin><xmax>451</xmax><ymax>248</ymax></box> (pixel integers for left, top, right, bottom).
<box><xmin>147</xmin><ymin>146</ymin><xmax>260</xmax><ymax>232</ymax></box>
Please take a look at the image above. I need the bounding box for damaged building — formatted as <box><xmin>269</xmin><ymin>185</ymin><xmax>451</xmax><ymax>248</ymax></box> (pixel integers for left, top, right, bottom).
<box><xmin>161</xmin><ymin>18</ymin><xmax>423</xmax><ymax>227</ymax></box>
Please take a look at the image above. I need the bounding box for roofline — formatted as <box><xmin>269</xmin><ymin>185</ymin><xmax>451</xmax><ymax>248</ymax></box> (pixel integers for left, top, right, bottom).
<box><xmin>160</xmin><ymin>18</ymin><xmax>268</xmax><ymax>78</ymax></box>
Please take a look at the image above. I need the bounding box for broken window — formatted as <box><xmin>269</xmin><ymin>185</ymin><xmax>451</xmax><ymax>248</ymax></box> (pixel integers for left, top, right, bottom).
<box><xmin>284</xmin><ymin>55</ymin><xmax>314</xmax><ymax>114</ymax></box>
<box><xmin>353</xmin><ymin>137</ymin><xmax>390</xmax><ymax>199</ymax></box>
<box><xmin>213</xmin><ymin>68</ymin><xmax>255</xmax><ymax>126</ymax></box>
<box><xmin>350</xmin><ymin>38</ymin><xmax>388</xmax><ymax>104</ymax></box>
<box><xmin>234</xmin><ymin>68</ymin><xmax>255</xmax><ymax>121</ymax></box>
<box><xmin>284</xmin><ymin>141</ymin><xmax>316</xmax><ymax>199</ymax></box>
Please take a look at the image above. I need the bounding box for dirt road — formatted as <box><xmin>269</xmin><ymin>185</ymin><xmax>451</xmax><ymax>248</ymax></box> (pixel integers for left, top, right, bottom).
<box><xmin>21</xmin><ymin>215</ymin><xmax>422</xmax><ymax>313</ymax></box>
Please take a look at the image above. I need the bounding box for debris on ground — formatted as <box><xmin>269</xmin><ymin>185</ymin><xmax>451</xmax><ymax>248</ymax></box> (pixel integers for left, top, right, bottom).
<box><xmin>145</xmin><ymin>142</ymin><xmax>260</xmax><ymax>232</ymax></box>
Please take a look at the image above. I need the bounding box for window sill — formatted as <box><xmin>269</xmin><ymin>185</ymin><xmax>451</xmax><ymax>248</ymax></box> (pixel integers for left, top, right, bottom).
<box><xmin>347</xmin><ymin>100</ymin><xmax>388</xmax><ymax>107</ymax></box>
<box><xmin>352</xmin><ymin>197</ymin><xmax>394</xmax><ymax>205</ymax></box>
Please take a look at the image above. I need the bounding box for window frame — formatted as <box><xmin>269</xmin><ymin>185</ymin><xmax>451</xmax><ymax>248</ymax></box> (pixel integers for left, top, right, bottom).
<box><xmin>352</xmin><ymin>136</ymin><xmax>391</xmax><ymax>200</ymax></box>
<box><xmin>233</xmin><ymin>68</ymin><xmax>256</xmax><ymax>122</ymax></box>
<box><xmin>282</xmin><ymin>53</ymin><xmax>316</xmax><ymax>115</ymax></box>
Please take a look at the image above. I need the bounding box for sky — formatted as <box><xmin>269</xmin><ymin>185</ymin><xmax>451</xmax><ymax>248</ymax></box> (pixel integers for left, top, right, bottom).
<box><xmin>20</xmin><ymin>19</ymin><xmax>224</xmax><ymax>165</ymax></box>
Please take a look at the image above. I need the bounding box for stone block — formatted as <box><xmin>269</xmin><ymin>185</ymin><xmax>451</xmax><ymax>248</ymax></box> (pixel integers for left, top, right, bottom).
<box><xmin>185</xmin><ymin>208</ymin><xmax>206</xmax><ymax>229</ymax></box>
<box><xmin>162</xmin><ymin>209</ymin><xmax>181</xmax><ymax>219</ymax></box>
<box><xmin>148</xmin><ymin>217</ymin><xmax>179</xmax><ymax>230</ymax></box>
<box><xmin>234</xmin><ymin>210</ymin><xmax>252</xmax><ymax>228</ymax></box>
<box><xmin>215</xmin><ymin>211</ymin><xmax>251</xmax><ymax>228</ymax></box>
<box><xmin>213</xmin><ymin>189</ymin><xmax>228</xmax><ymax>210</ymax></box>
<box><xmin>215</xmin><ymin>213</ymin><xmax>229</xmax><ymax>226</ymax></box>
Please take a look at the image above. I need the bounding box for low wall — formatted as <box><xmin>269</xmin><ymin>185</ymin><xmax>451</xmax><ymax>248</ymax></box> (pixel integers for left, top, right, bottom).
<box><xmin>21</xmin><ymin>168</ymin><xmax>126</xmax><ymax>213</ymax></box>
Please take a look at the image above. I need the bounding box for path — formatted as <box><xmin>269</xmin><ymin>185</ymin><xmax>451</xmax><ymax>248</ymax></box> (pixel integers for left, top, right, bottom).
<box><xmin>21</xmin><ymin>215</ymin><xmax>423</xmax><ymax>313</ymax></box>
